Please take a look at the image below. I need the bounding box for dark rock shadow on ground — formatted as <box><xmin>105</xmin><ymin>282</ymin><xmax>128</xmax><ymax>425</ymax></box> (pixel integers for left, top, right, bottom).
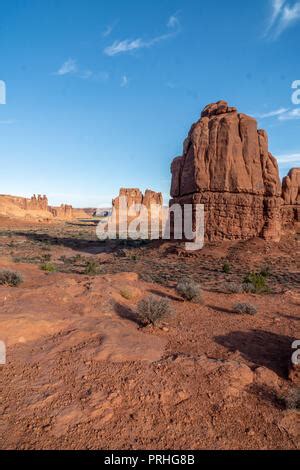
<box><xmin>215</xmin><ymin>329</ymin><xmax>294</xmax><ymax>378</ymax></box>
<box><xmin>208</xmin><ymin>304</ymin><xmax>234</xmax><ymax>315</ymax></box>
<box><xmin>113</xmin><ymin>302</ymin><xmax>143</xmax><ymax>327</ymax></box>
<box><xmin>148</xmin><ymin>289</ymin><xmax>183</xmax><ymax>302</ymax></box>
<box><xmin>278</xmin><ymin>313</ymin><xmax>300</xmax><ymax>321</ymax></box>
<box><xmin>248</xmin><ymin>384</ymin><xmax>285</xmax><ymax>410</ymax></box>
<box><xmin>11</xmin><ymin>230</ymin><xmax>163</xmax><ymax>255</ymax></box>
<box><xmin>9</xmin><ymin>230</ymin><xmax>108</xmax><ymax>254</ymax></box>
<box><xmin>66</xmin><ymin>220</ymin><xmax>98</xmax><ymax>227</ymax></box>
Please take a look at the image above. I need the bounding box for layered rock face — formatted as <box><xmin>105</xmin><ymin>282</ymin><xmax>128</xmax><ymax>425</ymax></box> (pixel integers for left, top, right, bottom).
<box><xmin>2</xmin><ymin>194</ymin><xmax>49</xmax><ymax>212</ymax></box>
<box><xmin>170</xmin><ymin>101</ymin><xmax>288</xmax><ymax>241</ymax></box>
<box><xmin>112</xmin><ymin>188</ymin><xmax>163</xmax><ymax>217</ymax></box>
<box><xmin>281</xmin><ymin>168</ymin><xmax>300</xmax><ymax>228</ymax></box>
<box><xmin>113</xmin><ymin>188</ymin><xmax>143</xmax><ymax>217</ymax></box>
<box><xmin>49</xmin><ymin>204</ymin><xmax>73</xmax><ymax>219</ymax></box>
<box><xmin>0</xmin><ymin>194</ymin><xmax>90</xmax><ymax>221</ymax></box>
<box><xmin>25</xmin><ymin>194</ymin><xmax>48</xmax><ymax>211</ymax></box>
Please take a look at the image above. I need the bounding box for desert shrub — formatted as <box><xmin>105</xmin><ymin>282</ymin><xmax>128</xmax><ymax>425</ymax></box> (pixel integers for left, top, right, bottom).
<box><xmin>259</xmin><ymin>266</ymin><xmax>271</xmax><ymax>278</ymax></box>
<box><xmin>242</xmin><ymin>282</ymin><xmax>256</xmax><ymax>294</ymax></box>
<box><xmin>0</xmin><ymin>270</ymin><xmax>23</xmax><ymax>287</ymax></box>
<box><xmin>41</xmin><ymin>254</ymin><xmax>52</xmax><ymax>262</ymax></box>
<box><xmin>129</xmin><ymin>254</ymin><xmax>140</xmax><ymax>261</ymax></box>
<box><xmin>233</xmin><ymin>302</ymin><xmax>258</xmax><ymax>315</ymax></box>
<box><xmin>222</xmin><ymin>261</ymin><xmax>231</xmax><ymax>274</ymax></box>
<box><xmin>223</xmin><ymin>282</ymin><xmax>244</xmax><ymax>294</ymax></box>
<box><xmin>137</xmin><ymin>295</ymin><xmax>171</xmax><ymax>326</ymax></box>
<box><xmin>60</xmin><ymin>254</ymin><xmax>82</xmax><ymax>265</ymax></box>
<box><xmin>120</xmin><ymin>288</ymin><xmax>133</xmax><ymax>300</ymax></box>
<box><xmin>243</xmin><ymin>272</ymin><xmax>270</xmax><ymax>294</ymax></box>
<box><xmin>40</xmin><ymin>262</ymin><xmax>57</xmax><ymax>273</ymax></box>
<box><xmin>115</xmin><ymin>249</ymin><xmax>128</xmax><ymax>258</ymax></box>
<box><xmin>284</xmin><ymin>387</ymin><xmax>300</xmax><ymax>410</ymax></box>
<box><xmin>84</xmin><ymin>260</ymin><xmax>101</xmax><ymax>275</ymax></box>
<box><xmin>176</xmin><ymin>279</ymin><xmax>203</xmax><ymax>303</ymax></box>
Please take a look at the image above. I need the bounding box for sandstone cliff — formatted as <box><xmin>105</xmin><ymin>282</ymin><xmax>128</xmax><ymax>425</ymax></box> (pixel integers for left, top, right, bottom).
<box><xmin>170</xmin><ymin>101</ymin><xmax>298</xmax><ymax>242</ymax></box>
<box><xmin>0</xmin><ymin>194</ymin><xmax>90</xmax><ymax>221</ymax></box>
<box><xmin>112</xmin><ymin>188</ymin><xmax>163</xmax><ymax>216</ymax></box>
<box><xmin>281</xmin><ymin>168</ymin><xmax>300</xmax><ymax>229</ymax></box>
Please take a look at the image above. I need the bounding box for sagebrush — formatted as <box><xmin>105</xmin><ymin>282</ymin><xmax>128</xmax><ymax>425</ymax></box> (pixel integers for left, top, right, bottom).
<box><xmin>233</xmin><ymin>302</ymin><xmax>258</xmax><ymax>315</ymax></box>
<box><xmin>176</xmin><ymin>279</ymin><xmax>203</xmax><ymax>303</ymax></box>
<box><xmin>0</xmin><ymin>270</ymin><xmax>23</xmax><ymax>287</ymax></box>
<box><xmin>137</xmin><ymin>295</ymin><xmax>171</xmax><ymax>326</ymax></box>
<box><xmin>84</xmin><ymin>260</ymin><xmax>101</xmax><ymax>275</ymax></box>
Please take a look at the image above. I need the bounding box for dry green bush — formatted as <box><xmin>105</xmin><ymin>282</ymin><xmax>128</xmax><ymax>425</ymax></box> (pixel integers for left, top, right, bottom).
<box><xmin>40</xmin><ymin>262</ymin><xmax>57</xmax><ymax>273</ymax></box>
<box><xmin>243</xmin><ymin>272</ymin><xmax>270</xmax><ymax>294</ymax></box>
<box><xmin>176</xmin><ymin>279</ymin><xmax>203</xmax><ymax>303</ymax></box>
<box><xmin>0</xmin><ymin>270</ymin><xmax>23</xmax><ymax>287</ymax></box>
<box><xmin>137</xmin><ymin>295</ymin><xmax>171</xmax><ymax>326</ymax></box>
<box><xmin>84</xmin><ymin>260</ymin><xmax>101</xmax><ymax>275</ymax></box>
<box><xmin>233</xmin><ymin>303</ymin><xmax>258</xmax><ymax>315</ymax></box>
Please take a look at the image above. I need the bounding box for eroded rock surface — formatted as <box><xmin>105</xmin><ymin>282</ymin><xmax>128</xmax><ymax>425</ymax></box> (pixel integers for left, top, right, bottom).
<box><xmin>0</xmin><ymin>194</ymin><xmax>90</xmax><ymax>221</ymax></box>
<box><xmin>170</xmin><ymin>101</ymin><xmax>299</xmax><ymax>241</ymax></box>
<box><xmin>112</xmin><ymin>188</ymin><xmax>163</xmax><ymax>219</ymax></box>
<box><xmin>281</xmin><ymin>168</ymin><xmax>300</xmax><ymax>229</ymax></box>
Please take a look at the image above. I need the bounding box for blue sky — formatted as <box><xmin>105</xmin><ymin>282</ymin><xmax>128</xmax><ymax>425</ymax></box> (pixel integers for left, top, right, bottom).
<box><xmin>0</xmin><ymin>0</ymin><xmax>299</xmax><ymax>207</ymax></box>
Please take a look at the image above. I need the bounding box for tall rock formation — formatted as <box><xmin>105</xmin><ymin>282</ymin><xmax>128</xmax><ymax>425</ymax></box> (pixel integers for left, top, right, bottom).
<box><xmin>170</xmin><ymin>100</ymin><xmax>284</xmax><ymax>241</ymax></box>
<box><xmin>281</xmin><ymin>168</ymin><xmax>300</xmax><ymax>229</ymax></box>
<box><xmin>49</xmin><ymin>204</ymin><xmax>74</xmax><ymax>219</ymax></box>
<box><xmin>112</xmin><ymin>188</ymin><xmax>163</xmax><ymax>229</ymax></box>
<box><xmin>112</xmin><ymin>188</ymin><xmax>163</xmax><ymax>215</ymax></box>
<box><xmin>112</xmin><ymin>188</ymin><xmax>144</xmax><ymax>217</ymax></box>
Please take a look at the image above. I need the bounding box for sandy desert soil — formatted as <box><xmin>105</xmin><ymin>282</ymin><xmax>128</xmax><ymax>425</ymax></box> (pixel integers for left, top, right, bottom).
<box><xmin>0</xmin><ymin>216</ymin><xmax>299</xmax><ymax>450</ymax></box>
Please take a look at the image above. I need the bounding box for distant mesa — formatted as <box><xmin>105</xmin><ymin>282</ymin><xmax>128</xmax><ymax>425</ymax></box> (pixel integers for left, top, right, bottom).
<box><xmin>170</xmin><ymin>100</ymin><xmax>299</xmax><ymax>241</ymax></box>
<box><xmin>0</xmin><ymin>193</ymin><xmax>90</xmax><ymax>221</ymax></box>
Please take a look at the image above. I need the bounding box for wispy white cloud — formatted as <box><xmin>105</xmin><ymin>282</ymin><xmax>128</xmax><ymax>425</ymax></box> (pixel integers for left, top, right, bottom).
<box><xmin>167</xmin><ymin>12</ymin><xmax>181</xmax><ymax>29</ymax></box>
<box><xmin>104</xmin><ymin>38</ymin><xmax>144</xmax><ymax>56</ymax></box>
<box><xmin>104</xmin><ymin>32</ymin><xmax>177</xmax><ymax>56</ymax></box>
<box><xmin>102</xmin><ymin>19</ymin><xmax>119</xmax><ymax>37</ymax></box>
<box><xmin>55</xmin><ymin>58</ymin><xmax>78</xmax><ymax>76</ymax></box>
<box><xmin>276</xmin><ymin>152</ymin><xmax>300</xmax><ymax>163</ymax></box>
<box><xmin>256</xmin><ymin>107</ymin><xmax>289</xmax><ymax>118</ymax></box>
<box><xmin>255</xmin><ymin>107</ymin><xmax>300</xmax><ymax>121</ymax></box>
<box><xmin>277</xmin><ymin>2</ymin><xmax>300</xmax><ymax>36</ymax></box>
<box><xmin>278</xmin><ymin>108</ymin><xmax>300</xmax><ymax>120</ymax></box>
<box><xmin>104</xmin><ymin>15</ymin><xmax>181</xmax><ymax>56</ymax></box>
<box><xmin>120</xmin><ymin>75</ymin><xmax>129</xmax><ymax>87</ymax></box>
<box><xmin>266</xmin><ymin>0</ymin><xmax>285</xmax><ymax>33</ymax></box>
<box><xmin>265</xmin><ymin>0</ymin><xmax>300</xmax><ymax>38</ymax></box>
<box><xmin>55</xmin><ymin>60</ymin><xmax>109</xmax><ymax>82</ymax></box>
